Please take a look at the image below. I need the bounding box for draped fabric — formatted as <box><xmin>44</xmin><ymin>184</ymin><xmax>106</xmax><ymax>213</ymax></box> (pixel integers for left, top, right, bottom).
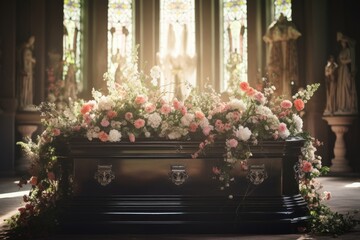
<box><xmin>263</xmin><ymin>14</ymin><xmax>301</xmax><ymax>99</ymax></box>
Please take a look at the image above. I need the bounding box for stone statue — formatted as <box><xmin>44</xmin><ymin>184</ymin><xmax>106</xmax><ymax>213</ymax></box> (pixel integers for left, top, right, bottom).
<box><xmin>324</xmin><ymin>55</ymin><xmax>338</xmax><ymax>115</ymax></box>
<box><xmin>335</xmin><ymin>32</ymin><xmax>357</xmax><ymax>114</ymax></box>
<box><xmin>18</xmin><ymin>36</ymin><xmax>36</xmax><ymax>110</ymax></box>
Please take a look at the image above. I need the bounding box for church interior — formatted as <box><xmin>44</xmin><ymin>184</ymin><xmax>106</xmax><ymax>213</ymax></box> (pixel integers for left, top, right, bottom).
<box><xmin>1</xmin><ymin>0</ymin><xmax>360</xmax><ymax>239</ymax></box>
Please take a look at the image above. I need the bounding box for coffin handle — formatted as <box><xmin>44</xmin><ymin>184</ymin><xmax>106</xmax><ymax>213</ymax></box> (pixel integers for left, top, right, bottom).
<box><xmin>169</xmin><ymin>165</ymin><xmax>188</xmax><ymax>186</ymax></box>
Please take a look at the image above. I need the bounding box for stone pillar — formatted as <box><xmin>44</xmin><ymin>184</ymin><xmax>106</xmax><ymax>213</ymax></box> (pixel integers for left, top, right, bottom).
<box><xmin>323</xmin><ymin>116</ymin><xmax>356</xmax><ymax>173</ymax></box>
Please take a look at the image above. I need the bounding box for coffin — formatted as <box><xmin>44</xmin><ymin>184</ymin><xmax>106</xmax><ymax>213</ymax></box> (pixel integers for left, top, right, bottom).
<box><xmin>58</xmin><ymin>138</ymin><xmax>310</xmax><ymax>234</ymax></box>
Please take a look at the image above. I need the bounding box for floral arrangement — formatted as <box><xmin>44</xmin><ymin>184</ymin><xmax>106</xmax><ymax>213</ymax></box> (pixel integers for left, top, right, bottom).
<box><xmin>5</xmin><ymin>50</ymin><xmax>358</xmax><ymax>238</ymax></box>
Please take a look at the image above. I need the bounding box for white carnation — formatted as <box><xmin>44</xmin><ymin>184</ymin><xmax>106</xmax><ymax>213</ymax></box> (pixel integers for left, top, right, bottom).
<box><xmin>292</xmin><ymin>114</ymin><xmax>303</xmax><ymax>133</ymax></box>
<box><xmin>234</xmin><ymin>126</ymin><xmax>252</xmax><ymax>141</ymax></box>
<box><xmin>108</xmin><ymin>129</ymin><xmax>122</xmax><ymax>142</ymax></box>
<box><xmin>98</xmin><ymin>96</ymin><xmax>115</xmax><ymax>111</ymax></box>
<box><xmin>228</xmin><ymin>99</ymin><xmax>246</xmax><ymax>111</ymax></box>
<box><xmin>147</xmin><ymin>112</ymin><xmax>162</xmax><ymax>128</ymax></box>
<box><xmin>181</xmin><ymin>113</ymin><xmax>195</xmax><ymax>126</ymax></box>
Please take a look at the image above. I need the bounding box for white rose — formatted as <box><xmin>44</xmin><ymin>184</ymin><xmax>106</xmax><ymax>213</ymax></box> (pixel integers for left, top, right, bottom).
<box><xmin>234</xmin><ymin>126</ymin><xmax>252</xmax><ymax>141</ymax></box>
<box><xmin>108</xmin><ymin>129</ymin><xmax>122</xmax><ymax>142</ymax></box>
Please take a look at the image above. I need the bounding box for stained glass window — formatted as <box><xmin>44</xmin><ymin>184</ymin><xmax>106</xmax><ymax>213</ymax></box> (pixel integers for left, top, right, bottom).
<box><xmin>63</xmin><ymin>0</ymin><xmax>83</xmax><ymax>93</ymax></box>
<box><xmin>107</xmin><ymin>0</ymin><xmax>134</xmax><ymax>81</ymax></box>
<box><xmin>274</xmin><ymin>0</ymin><xmax>292</xmax><ymax>20</ymax></box>
<box><xmin>159</xmin><ymin>0</ymin><xmax>196</xmax><ymax>100</ymax></box>
<box><xmin>222</xmin><ymin>0</ymin><xmax>247</xmax><ymax>91</ymax></box>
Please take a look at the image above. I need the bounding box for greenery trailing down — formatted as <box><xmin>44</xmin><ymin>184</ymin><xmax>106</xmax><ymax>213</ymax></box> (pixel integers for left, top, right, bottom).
<box><xmin>4</xmin><ymin>49</ymin><xmax>359</xmax><ymax>238</ymax></box>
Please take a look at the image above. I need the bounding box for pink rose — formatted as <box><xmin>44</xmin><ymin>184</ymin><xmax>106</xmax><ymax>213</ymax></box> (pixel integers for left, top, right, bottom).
<box><xmin>144</xmin><ymin>103</ymin><xmax>156</xmax><ymax>113</ymax></box>
<box><xmin>180</xmin><ymin>106</ymin><xmax>187</xmax><ymax>115</ymax></box>
<box><xmin>173</xmin><ymin>98</ymin><xmax>183</xmax><ymax>110</ymax></box>
<box><xmin>280</xmin><ymin>100</ymin><xmax>293</xmax><ymax>109</ymax></box>
<box><xmin>125</xmin><ymin>112</ymin><xmax>133</xmax><ymax>121</ymax></box>
<box><xmin>202</xmin><ymin>126</ymin><xmax>212</xmax><ymax>136</ymax></box>
<box><xmin>160</xmin><ymin>104</ymin><xmax>171</xmax><ymax>115</ymax></box>
<box><xmin>301</xmin><ymin>160</ymin><xmax>313</xmax><ymax>173</ymax></box>
<box><xmin>134</xmin><ymin>95</ymin><xmax>147</xmax><ymax>105</ymax></box>
<box><xmin>212</xmin><ymin>167</ymin><xmax>221</xmax><ymax>175</ymax></box>
<box><xmin>128</xmin><ymin>133</ymin><xmax>135</xmax><ymax>142</ymax></box>
<box><xmin>98</xmin><ymin>131</ymin><xmax>109</xmax><ymax>142</ymax></box>
<box><xmin>195</xmin><ymin>111</ymin><xmax>205</xmax><ymax>120</ymax></box>
<box><xmin>81</xmin><ymin>103</ymin><xmax>93</xmax><ymax>115</ymax></box>
<box><xmin>107</xmin><ymin>110</ymin><xmax>117</xmax><ymax>119</ymax></box>
<box><xmin>134</xmin><ymin>118</ymin><xmax>145</xmax><ymax>129</ymax></box>
<box><xmin>239</xmin><ymin>82</ymin><xmax>249</xmax><ymax>91</ymax></box>
<box><xmin>101</xmin><ymin>118</ymin><xmax>110</xmax><ymax>127</ymax></box>
<box><xmin>246</xmin><ymin>87</ymin><xmax>256</xmax><ymax>96</ymax></box>
<box><xmin>53</xmin><ymin>128</ymin><xmax>61</xmax><ymax>136</ymax></box>
<box><xmin>227</xmin><ymin>138</ymin><xmax>238</xmax><ymax>148</ymax></box>
<box><xmin>189</xmin><ymin>122</ymin><xmax>199</xmax><ymax>132</ymax></box>
<box><xmin>294</xmin><ymin>99</ymin><xmax>305</xmax><ymax>111</ymax></box>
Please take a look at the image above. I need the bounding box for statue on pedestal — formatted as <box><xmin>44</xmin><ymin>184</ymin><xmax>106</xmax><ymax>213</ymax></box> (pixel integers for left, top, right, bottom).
<box><xmin>17</xmin><ymin>36</ymin><xmax>36</xmax><ymax>111</ymax></box>
<box><xmin>335</xmin><ymin>32</ymin><xmax>357</xmax><ymax>115</ymax></box>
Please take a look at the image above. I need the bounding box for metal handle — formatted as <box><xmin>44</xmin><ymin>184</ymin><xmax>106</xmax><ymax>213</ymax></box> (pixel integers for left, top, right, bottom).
<box><xmin>94</xmin><ymin>164</ymin><xmax>115</xmax><ymax>186</ymax></box>
<box><xmin>169</xmin><ymin>165</ymin><xmax>188</xmax><ymax>186</ymax></box>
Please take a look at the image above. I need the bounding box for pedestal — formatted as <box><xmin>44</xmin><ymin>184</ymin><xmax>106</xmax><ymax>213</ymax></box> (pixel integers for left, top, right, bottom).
<box><xmin>323</xmin><ymin>116</ymin><xmax>356</xmax><ymax>173</ymax></box>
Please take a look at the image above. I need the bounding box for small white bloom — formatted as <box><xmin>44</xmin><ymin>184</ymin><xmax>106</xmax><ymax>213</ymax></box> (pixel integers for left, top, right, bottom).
<box><xmin>98</xmin><ymin>96</ymin><xmax>115</xmax><ymax>111</ymax></box>
<box><xmin>292</xmin><ymin>114</ymin><xmax>303</xmax><ymax>133</ymax></box>
<box><xmin>181</xmin><ymin>113</ymin><xmax>195</xmax><ymax>126</ymax></box>
<box><xmin>228</xmin><ymin>99</ymin><xmax>246</xmax><ymax>111</ymax></box>
<box><xmin>234</xmin><ymin>126</ymin><xmax>252</xmax><ymax>141</ymax></box>
<box><xmin>147</xmin><ymin>112</ymin><xmax>162</xmax><ymax>128</ymax></box>
<box><xmin>108</xmin><ymin>129</ymin><xmax>122</xmax><ymax>142</ymax></box>
<box><xmin>150</xmin><ymin>65</ymin><xmax>162</xmax><ymax>79</ymax></box>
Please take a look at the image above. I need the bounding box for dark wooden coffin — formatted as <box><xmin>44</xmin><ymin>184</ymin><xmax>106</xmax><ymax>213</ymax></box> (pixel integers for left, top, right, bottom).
<box><xmin>58</xmin><ymin>138</ymin><xmax>310</xmax><ymax>234</ymax></box>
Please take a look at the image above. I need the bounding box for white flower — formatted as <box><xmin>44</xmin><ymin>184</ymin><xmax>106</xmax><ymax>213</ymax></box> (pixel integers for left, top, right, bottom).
<box><xmin>228</xmin><ymin>99</ymin><xmax>246</xmax><ymax>111</ymax></box>
<box><xmin>234</xmin><ymin>126</ymin><xmax>252</xmax><ymax>141</ymax></box>
<box><xmin>181</xmin><ymin>113</ymin><xmax>195</xmax><ymax>126</ymax></box>
<box><xmin>168</xmin><ymin>130</ymin><xmax>182</xmax><ymax>140</ymax></box>
<box><xmin>98</xmin><ymin>96</ymin><xmax>115</xmax><ymax>111</ymax></box>
<box><xmin>150</xmin><ymin>65</ymin><xmax>162</xmax><ymax>79</ymax></box>
<box><xmin>147</xmin><ymin>112</ymin><xmax>162</xmax><ymax>128</ymax></box>
<box><xmin>108</xmin><ymin>129</ymin><xmax>122</xmax><ymax>142</ymax></box>
<box><xmin>292</xmin><ymin>114</ymin><xmax>303</xmax><ymax>133</ymax></box>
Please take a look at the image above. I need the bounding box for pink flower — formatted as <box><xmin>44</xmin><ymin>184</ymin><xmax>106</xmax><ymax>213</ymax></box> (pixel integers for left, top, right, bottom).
<box><xmin>81</xmin><ymin>103</ymin><xmax>93</xmax><ymax>115</ymax></box>
<box><xmin>53</xmin><ymin>128</ymin><xmax>61</xmax><ymax>136</ymax></box>
<box><xmin>180</xmin><ymin>106</ymin><xmax>187</xmax><ymax>115</ymax></box>
<box><xmin>173</xmin><ymin>98</ymin><xmax>183</xmax><ymax>110</ymax></box>
<box><xmin>144</xmin><ymin>103</ymin><xmax>156</xmax><ymax>113</ymax></box>
<box><xmin>246</xmin><ymin>87</ymin><xmax>256</xmax><ymax>96</ymax></box>
<box><xmin>239</xmin><ymin>82</ymin><xmax>249</xmax><ymax>91</ymax></box>
<box><xmin>101</xmin><ymin>118</ymin><xmax>110</xmax><ymax>127</ymax></box>
<box><xmin>160</xmin><ymin>104</ymin><xmax>171</xmax><ymax>115</ymax></box>
<box><xmin>98</xmin><ymin>131</ymin><xmax>109</xmax><ymax>142</ymax></box>
<box><xmin>254</xmin><ymin>92</ymin><xmax>265</xmax><ymax>104</ymax></box>
<box><xmin>29</xmin><ymin>176</ymin><xmax>37</xmax><ymax>186</ymax></box>
<box><xmin>128</xmin><ymin>133</ymin><xmax>135</xmax><ymax>142</ymax></box>
<box><xmin>134</xmin><ymin>118</ymin><xmax>145</xmax><ymax>129</ymax></box>
<box><xmin>125</xmin><ymin>112</ymin><xmax>133</xmax><ymax>121</ymax></box>
<box><xmin>323</xmin><ymin>191</ymin><xmax>331</xmax><ymax>200</ymax></box>
<box><xmin>294</xmin><ymin>99</ymin><xmax>305</xmax><ymax>111</ymax></box>
<box><xmin>280</xmin><ymin>100</ymin><xmax>293</xmax><ymax>109</ymax></box>
<box><xmin>202</xmin><ymin>126</ymin><xmax>212</xmax><ymax>136</ymax></box>
<box><xmin>227</xmin><ymin>138</ymin><xmax>238</xmax><ymax>148</ymax></box>
<box><xmin>195</xmin><ymin>111</ymin><xmax>205</xmax><ymax>120</ymax></box>
<box><xmin>134</xmin><ymin>95</ymin><xmax>147</xmax><ymax>105</ymax></box>
<box><xmin>301</xmin><ymin>160</ymin><xmax>313</xmax><ymax>173</ymax></box>
<box><xmin>107</xmin><ymin>110</ymin><xmax>117</xmax><ymax>119</ymax></box>
<box><xmin>212</xmin><ymin>167</ymin><xmax>221</xmax><ymax>175</ymax></box>
<box><xmin>189</xmin><ymin>122</ymin><xmax>199</xmax><ymax>132</ymax></box>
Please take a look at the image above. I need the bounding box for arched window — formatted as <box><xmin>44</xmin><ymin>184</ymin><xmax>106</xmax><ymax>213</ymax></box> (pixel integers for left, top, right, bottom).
<box><xmin>63</xmin><ymin>0</ymin><xmax>83</xmax><ymax>94</ymax></box>
<box><xmin>107</xmin><ymin>0</ymin><xmax>134</xmax><ymax>81</ymax></box>
<box><xmin>158</xmin><ymin>0</ymin><xmax>196</xmax><ymax>100</ymax></box>
<box><xmin>222</xmin><ymin>0</ymin><xmax>248</xmax><ymax>92</ymax></box>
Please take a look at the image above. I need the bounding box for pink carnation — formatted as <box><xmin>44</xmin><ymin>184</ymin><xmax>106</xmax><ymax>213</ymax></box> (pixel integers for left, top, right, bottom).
<box><xmin>53</xmin><ymin>128</ymin><xmax>61</xmax><ymax>136</ymax></box>
<box><xmin>128</xmin><ymin>133</ymin><xmax>135</xmax><ymax>142</ymax></box>
<box><xmin>134</xmin><ymin>95</ymin><xmax>147</xmax><ymax>105</ymax></box>
<box><xmin>98</xmin><ymin>131</ymin><xmax>109</xmax><ymax>142</ymax></box>
<box><xmin>294</xmin><ymin>99</ymin><xmax>305</xmax><ymax>111</ymax></box>
<box><xmin>125</xmin><ymin>112</ymin><xmax>133</xmax><ymax>121</ymax></box>
<box><xmin>173</xmin><ymin>98</ymin><xmax>182</xmax><ymax>110</ymax></box>
<box><xmin>134</xmin><ymin>118</ymin><xmax>145</xmax><ymax>128</ymax></box>
<box><xmin>107</xmin><ymin>110</ymin><xmax>117</xmax><ymax>119</ymax></box>
<box><xmin>160</xmin><ymin>104</ymin><xmax>171</xmax><ymax>115</ymax></box>
<box><xmin>301</xmin><ymin>160</ymin><xmax>313</xmax><ymax>173</ymax></box>
<box><xmin>101</xmin><ymin>118</ymin><xmax>110</xmax><ymax>127</ymax></box>
<box><xmin>81</xmin><ymin>103</ymin><xmax>93</xmax><ymax>115</ymax></box>
<box><xmin>144</xmin><ymin>103</ymin><xmax>156</xmax><ymax>113</ymax></box>
<box><xmin>202</xmin><ymin>126</ymin><xmax>212</xmax><ymax>136</ymax></box>
<box><xmin>227</xmin><ymin>138</ymin><xmax>238</xmax><ymax>148</ymax></box>
<box><xmin>195</xmin><ymin>111</ymin><xmax>205</xmax><ymax>120</ymax></box>
<box><xmin>280</xmin><ymin>100</ymin><xmax>293</xmax><ymax>109</ymax></box>
<box><xmin>189</xmin><ymin>122</ymin><xmax>199</xmax><ymax>132</ymax></box>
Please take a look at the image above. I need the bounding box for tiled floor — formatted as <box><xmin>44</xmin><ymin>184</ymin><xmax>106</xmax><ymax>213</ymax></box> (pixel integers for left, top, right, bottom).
<box><xmin>0</xmin><ymin>176</ymin><xmax>359</xmax><ymax>239</ymax></box>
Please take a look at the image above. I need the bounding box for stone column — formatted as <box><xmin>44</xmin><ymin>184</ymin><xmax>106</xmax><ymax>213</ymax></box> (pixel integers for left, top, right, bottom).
<box><xmin>323</xmin><ymin>116</ymin><xmax>356</xmax><ymax>173</ymax></box>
